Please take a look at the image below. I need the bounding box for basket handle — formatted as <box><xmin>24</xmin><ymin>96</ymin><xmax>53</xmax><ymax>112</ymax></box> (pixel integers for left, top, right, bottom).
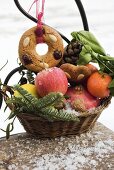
<box><xmin>14</xmin><ymin>0</ymin><xmax>89</xmax><ymax>43</ymax></box>
<box><xmin>74</xmin><ymin>0</ymin><xmax>89</xmax><ymax>31</ymax></box>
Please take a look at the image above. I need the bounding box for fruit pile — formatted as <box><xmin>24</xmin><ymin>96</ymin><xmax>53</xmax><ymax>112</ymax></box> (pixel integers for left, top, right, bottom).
<box><xmin>15</xmin><ymin>63</ymin><xmax>111</xmax><ymax>113</ymax></box>
<box><xmin>19</xmin><ymin>66</ymin><xmax>101</xmax><ymax>113</ymax></box>
<box><xmin>15</xmin><ymin>31</ymin><xmax>114</xmax><ymax>112</ymax></box>
<box><xmin>9</xmin><ymin>31</ymin><xmax>114</xmax><ymax>114</ymax></box>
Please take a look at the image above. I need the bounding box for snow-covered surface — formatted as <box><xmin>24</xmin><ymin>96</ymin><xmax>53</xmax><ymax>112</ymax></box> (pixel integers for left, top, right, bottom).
<box><xmin>0</xmin><ymin>0</ymin><xmax>114</xmax><ymax>137</ymax></box>
<box><xmin>0</xmin><ymin>123</ymin><xmax>114</xmax><ymax>170</ymax></box>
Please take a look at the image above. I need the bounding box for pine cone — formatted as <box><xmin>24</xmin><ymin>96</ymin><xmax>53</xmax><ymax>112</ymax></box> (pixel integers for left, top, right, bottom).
<box><xmin>63</xmin><ymin>40</ymin><xmax>83</xmax><ymax>65</ymax></box>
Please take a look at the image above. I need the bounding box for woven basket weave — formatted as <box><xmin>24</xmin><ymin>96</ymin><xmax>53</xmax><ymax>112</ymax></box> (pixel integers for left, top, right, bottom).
<box><xmin>16</xmin><ymin>96</ymin><xmax>111</xmax><ymax>138</ymax></box>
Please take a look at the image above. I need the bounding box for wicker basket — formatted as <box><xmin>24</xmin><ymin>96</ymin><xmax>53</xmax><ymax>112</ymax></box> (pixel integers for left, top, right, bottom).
<box><xmin>16</xmin><ymin>96</ymin><xmax>111</xmax><ymax>138</ymax></box>
<box><xmin>2</xmin><ymin>80</ymin><xmax>112</xmax><ymax>138</ymax></box>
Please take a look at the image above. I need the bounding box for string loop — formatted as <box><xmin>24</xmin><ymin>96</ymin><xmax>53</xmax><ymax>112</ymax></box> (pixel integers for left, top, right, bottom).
<box><xmin>28</xmin><ymin>0</ymin><xmax>45</xmax><ymax>26</ymax></box>
<box><xmin>28</xmin><ymin>0</ymin><xmax>45</xmax><ymax>43</ymax></box>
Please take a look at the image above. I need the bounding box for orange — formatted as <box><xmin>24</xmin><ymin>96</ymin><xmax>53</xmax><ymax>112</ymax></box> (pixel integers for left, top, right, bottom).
<box><xmin>87</xmin><ymin>72</ymin><xmax>112</xmax><ymax>98</ymax></box>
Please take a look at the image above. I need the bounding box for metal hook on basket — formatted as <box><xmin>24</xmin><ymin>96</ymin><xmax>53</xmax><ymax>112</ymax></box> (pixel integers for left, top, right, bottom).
<box><xmin>74</xmin><ymin>0</ymin><xmax>89</xmax><ymax>31</ymax></box>
<box><xmin>14</xmin><ymin>0</ymin><xmax>89</xmax><ymax>43</ymax></box>
<box><xmin>3</xmin><ymin>65</ymin><xmax>26</xmax><ymax>85</ymax></box>
<box><xmin>0</xmin><ymin>65</ymin><xmax>26</xmax><ymax>109</ymax></box>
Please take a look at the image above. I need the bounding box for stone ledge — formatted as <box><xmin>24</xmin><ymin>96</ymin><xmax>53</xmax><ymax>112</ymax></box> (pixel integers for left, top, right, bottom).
<box><xmin>0</xmin><ymin>122</ymin><xmax>114</xmax><ymax>170</ymax></box>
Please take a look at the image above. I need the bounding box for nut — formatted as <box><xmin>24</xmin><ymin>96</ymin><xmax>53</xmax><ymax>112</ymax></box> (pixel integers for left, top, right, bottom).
<box><xmin>77</xmin><ymin>74</ymin><xmax>85</xmax><ymax>81</ymax></box>
<box><xmin>39</xmin><ymin>62</ymin><xmax>49</xmax><ymax>69</ymax></box>
<box><xmin>49</xmin><ymin>34</ymin><xmax>57</xmax><ymax>42</ymax></box>
<box><xmin>23</xmin><ymin>37</ymin><xmax>30</xmax><ymax>47</ymax></box>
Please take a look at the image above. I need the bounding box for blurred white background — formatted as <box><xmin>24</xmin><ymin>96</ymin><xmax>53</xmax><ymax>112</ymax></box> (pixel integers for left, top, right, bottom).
<box><xmin>0</xmin><ymin>0</ymin><xmax>114</xmax><ymax>137</ymax></box>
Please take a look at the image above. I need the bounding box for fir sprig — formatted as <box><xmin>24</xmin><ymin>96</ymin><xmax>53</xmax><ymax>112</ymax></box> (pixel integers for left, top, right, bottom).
<box><xmin>13</xmin><ymin>85</ymin><xmax>64</xmax><ymax>109</ymax></box>
<box><xmin>6</xmin><ymin>85</ymin><xmax>79</xmax><ymax>121</ymax></box>
<box><xmin>39</xmin><ymin>106</ymin><xmax>79</xmax><ymax>121</ymax></box>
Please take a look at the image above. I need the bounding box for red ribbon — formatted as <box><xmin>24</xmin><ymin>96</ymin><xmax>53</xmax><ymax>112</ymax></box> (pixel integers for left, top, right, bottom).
<box><xmin>28</xmin><ymin>0</ymin><xmax>45</xmax><ymax>43</ymax></box>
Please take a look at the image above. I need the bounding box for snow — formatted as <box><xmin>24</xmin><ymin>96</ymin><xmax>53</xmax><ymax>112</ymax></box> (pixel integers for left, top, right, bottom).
<box><xmin>1</xmin><ymin>131</ymin><xmax>113</xmax><ymax>169</ymax></box>
<box><xmin>0</xmin><ymin>0</ymin><xmax>114</xmax><ymax>137</ymax></box>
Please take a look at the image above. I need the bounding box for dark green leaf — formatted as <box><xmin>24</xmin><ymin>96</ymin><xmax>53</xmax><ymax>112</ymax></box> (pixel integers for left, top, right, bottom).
<box><xmin>6</xmin><ymin>124</ymin><xmax>10</xmax><ymax>139</ymax></box>
<box><xmin>4</xmin><ymin>105</ymin><xmax>8</xmax><ymax>112</ymax></box>
<box><xmin>7</xmin><ymin>111</ymin><xmax>17</xmax><ymax>120</ymax></box>
<box><xmin>6</xmin><ymin>122</ymin><xmax>14</xmax><ymax>139</ymax></box>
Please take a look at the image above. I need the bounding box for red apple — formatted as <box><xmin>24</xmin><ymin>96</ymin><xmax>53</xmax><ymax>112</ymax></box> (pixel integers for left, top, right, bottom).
<box><xmin>35</xmin><ymin>67</ymin><xmax>68</xmax><ymax>97</ymax></box>
<box><xmin>65</xmin><ymin>86</ymin><xmax>100</xmax><ymax>111</ymax></box>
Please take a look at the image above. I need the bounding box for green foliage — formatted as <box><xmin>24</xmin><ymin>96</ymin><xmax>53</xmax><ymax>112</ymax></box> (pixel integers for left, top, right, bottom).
<box><xmin>6</xmin><ymin>85</ymin><xmax>79</xmax><ymax>122</ymax></box>
<box><xmin>77</xmin><ymin>45</ymin><xmax>92</xmax><ymax>65</ymax></box>
<box><xmin>39</xmin><ymin>106</ymin><xmax>79</xmax><ymax>121</ymax></box>
<box><xmin>71</xmin><ymin>31</ymin><xmax>106</xmax><ymax>55</ymax></box>
<box><xmin>12</xmin><ymin>85</ymin><xmax>65</xmax><ymax>110</ymax></box>
<box><xmin>0</xmin><ymin>116</ymin><xmax>16</xmax><ymax>140</ymax></box>
<box><xmin>71</xmin><ymin>31</ymin><xmax>114</xmax><ymax>74</ymax></box>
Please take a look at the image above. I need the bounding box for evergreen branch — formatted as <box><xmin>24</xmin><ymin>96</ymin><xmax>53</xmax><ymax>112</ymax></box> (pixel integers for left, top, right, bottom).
<box><xmin>6</xmin><ymin>96</ymin><xmax>34</xmax><ymax>113</ymax></box>
<box><xmin>13</xmin><ymin>85</ymin><xmax>64</xmax><ymax>110</ymax></box>
<box><xmin>38</xmin><ymin>106</ymin><xmax>79</xmax><ymax>122</ymax></box>
<box><xmin>7</xmin><ymin>85</ymin><xmax>79</xmax><ymax>123</ymax></box>
<box><xmin>14</xmin><ymin>97</ymin><xmax>34</xmax><ymax>112</ymax></box>
<box><xmin>35</xmin><ymin>92</ymin><xmax>64</xmax><ymax>109</ymax></box>
<box><xmin>58</xmin><ymin>109</ymin><xmax>79</xmax><ymax>121</ymax></box>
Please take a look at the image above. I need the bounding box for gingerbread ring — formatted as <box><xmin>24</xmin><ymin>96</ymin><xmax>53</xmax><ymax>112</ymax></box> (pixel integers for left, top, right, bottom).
<box><xmin>18</xmin><ymin>25</ymin><xmax>64</xmax><ymax>72</ymax></box>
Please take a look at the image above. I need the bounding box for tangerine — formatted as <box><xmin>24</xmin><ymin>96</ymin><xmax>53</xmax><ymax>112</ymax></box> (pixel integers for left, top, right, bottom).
<box><xmin>87</xmin><ymin>72</ymin><xmax>112</xmax><ymax>98</ymax></box>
